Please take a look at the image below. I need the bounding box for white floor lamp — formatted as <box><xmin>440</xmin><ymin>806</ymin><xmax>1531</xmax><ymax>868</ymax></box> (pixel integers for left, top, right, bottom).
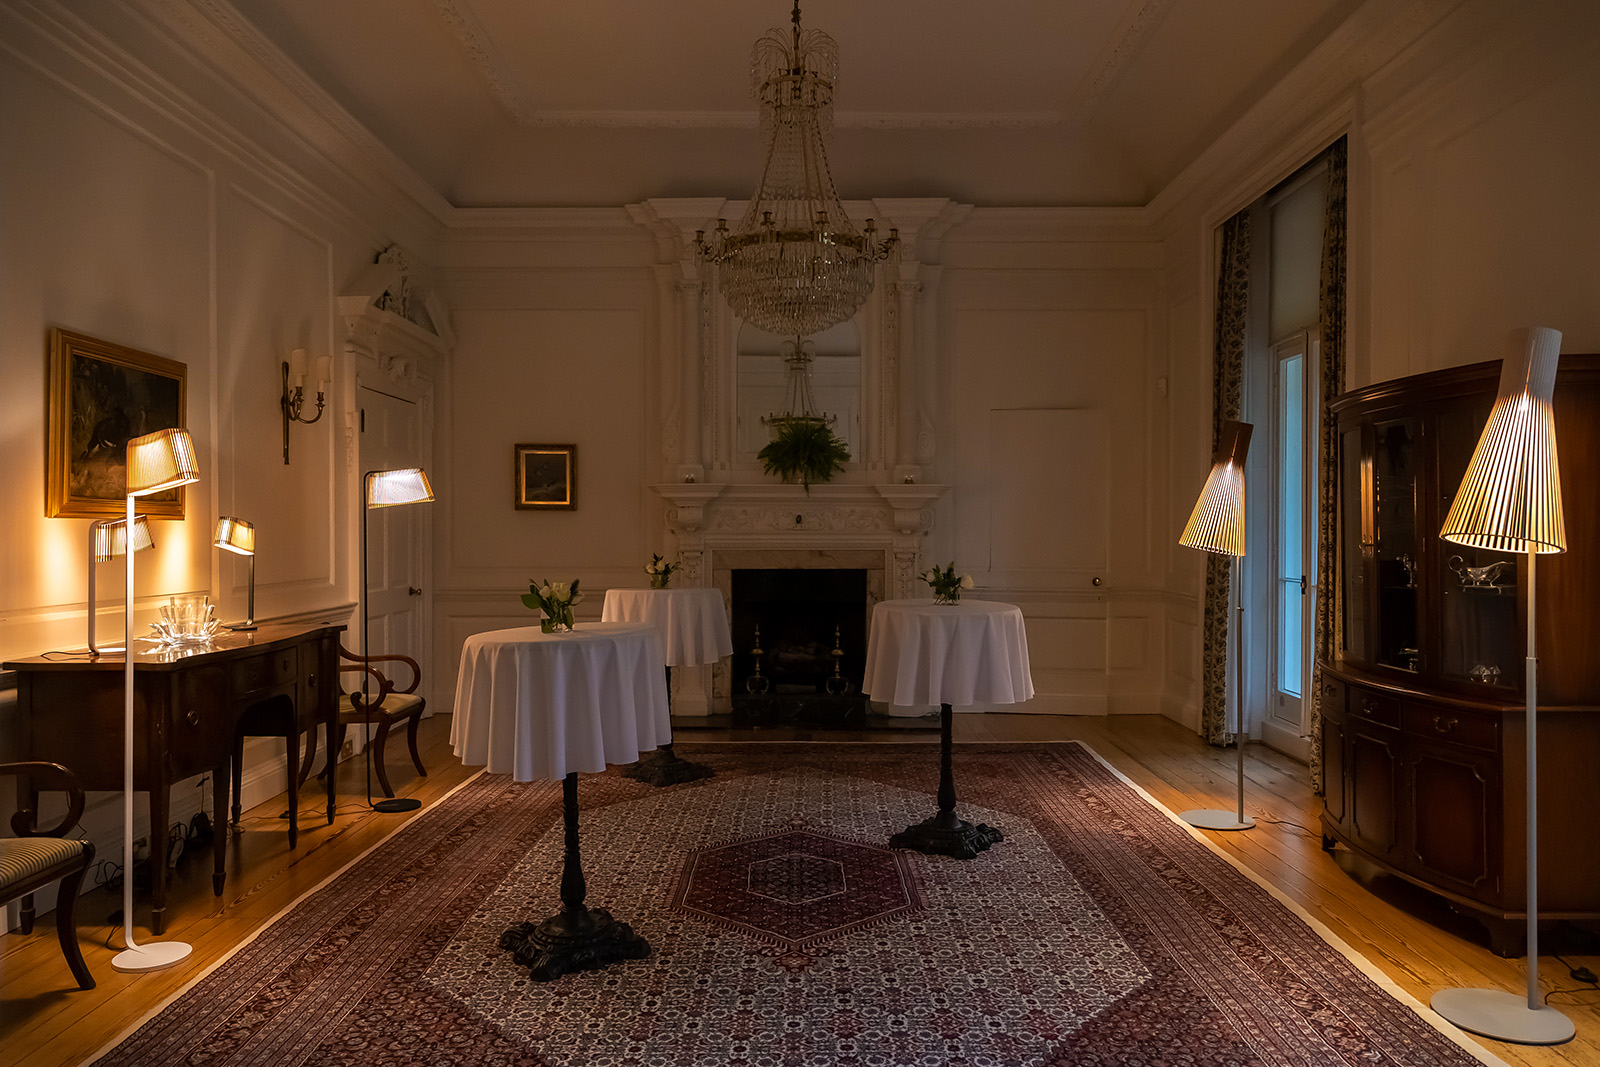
<box><xmin>360</xmin><ymin>467</ymin><xmax>434</xmax><ymax>814</ymax></box>
<box><xmin>111</xmin><ymin>428</ymin><xmax>201</xmax><ymax>973</ymax></box>
<box><xmin>1431</xmin><ymin>326</ymin><xmax>1574</xmax><ymax>1046</ymax></box>
<box><xmin>1178</xmin><ymin>420</ymin><xmax>1256</xmax><ymax>832</ymax></box>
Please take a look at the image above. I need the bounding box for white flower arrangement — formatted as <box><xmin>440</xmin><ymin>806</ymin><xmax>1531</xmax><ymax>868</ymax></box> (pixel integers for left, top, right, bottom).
<box><xmin>921</xmin><ymin>562</ymin><xmax>974</xmax><ymax>604</ymax></box>
<box><xmin>522</xmin><ymin>577</ymin><xmax>583</xmax><ymax>632</ymax></box>
<box><xmin>645</xmin><ymin>553</ymin><xmax>680</xmax><ymax>589</ymax></box>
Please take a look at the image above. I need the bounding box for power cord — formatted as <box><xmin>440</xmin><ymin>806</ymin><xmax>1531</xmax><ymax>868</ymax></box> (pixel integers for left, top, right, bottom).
<box><xmin>1554</xmin><ymin>954</ymin><xmax>1598</xmax><ymax>986</ymax></box>
<box><xmin>1256</xmin><ymin>815</ymin><xmax>1320</xmax><ymax>839</ymax></box>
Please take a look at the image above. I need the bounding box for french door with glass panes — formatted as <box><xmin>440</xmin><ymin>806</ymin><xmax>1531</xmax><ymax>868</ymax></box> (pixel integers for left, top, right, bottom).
<box><xmin>1268</xmin><ymin>331</ymin><xmax>1318</xmax><ymax>747</ymax></box>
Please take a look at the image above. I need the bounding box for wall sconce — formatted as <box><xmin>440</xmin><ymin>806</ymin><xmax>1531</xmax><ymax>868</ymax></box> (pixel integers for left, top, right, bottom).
<box><xmin>87</xmin><ymin>515</ymin><xmax>154</xmax><ymax>655</ymax></box>
<box><xmin>281</xmin><ymin>348</ymin><xmax>332</xmax><ymax>464</ymax></box>
<box><xmin>213</xmin><ymin>516</ymin><xmax>257</xmax><ymax>630</ymax></box>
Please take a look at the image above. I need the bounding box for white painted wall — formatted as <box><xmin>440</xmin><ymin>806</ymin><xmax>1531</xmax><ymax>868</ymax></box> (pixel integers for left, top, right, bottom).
<box><xmin>0</xmin><ymin>1</ymin><xmax>440</xmax><ymax>922</ymax></box>
<box><xmin>1153</xmin><ymin>0</ymin><xmax>1600</xmax><ymax>734</ymax></box>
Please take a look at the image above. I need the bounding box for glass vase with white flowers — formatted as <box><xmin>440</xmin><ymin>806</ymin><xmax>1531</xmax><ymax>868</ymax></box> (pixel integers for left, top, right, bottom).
<box><xmin>523</xmin><ymin>578</ymin><xmax>583</xmax><ymax>633</ymax></box>
<box><xmin>645</xmin><ymin>553</ymin><xmax>680</xmax><ymax>590</ymax></box>
<box><xmin>921</xmin><ymin>562</ymin><xmax>974</xmax><ymax>605</ymax></box>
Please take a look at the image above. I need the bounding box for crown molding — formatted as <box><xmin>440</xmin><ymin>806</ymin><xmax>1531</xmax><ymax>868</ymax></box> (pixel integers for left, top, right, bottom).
<box><xmin>129</xmin><ymin>0</ymin><xmax>453</xmax><ymax>226</ymax></box>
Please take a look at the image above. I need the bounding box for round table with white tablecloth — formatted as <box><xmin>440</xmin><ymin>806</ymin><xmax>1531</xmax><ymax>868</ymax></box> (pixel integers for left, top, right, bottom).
<box><xmin>863</xmin><ymin>598</ymin><xmax>1035</xmax><ymax>859</ymax></box>
<box><xmin>601</xmin><ymin>586</ymin><xmax>732</xmax><ymax>785</ymax></box>
<box><xmin>451</xmin><ymin>622</ymin><xmax>666</xmax><ymax>980</ymax></box>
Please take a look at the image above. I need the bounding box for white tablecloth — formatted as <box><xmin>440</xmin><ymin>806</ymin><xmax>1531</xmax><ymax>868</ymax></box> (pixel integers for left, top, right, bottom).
<box><xmin>450</xmin><ymin>623</ymin><xmax>670</xmax><ymax>781</ymax></box>
<box><xmin>862</xmin><ymin>599</ymin><xmax>1035</xmax><ymax>708</ymax></box>
<box><xmin>601</xmin><ymin>587</ymin><xmax>733</xmax><ymax>668</ymax></box>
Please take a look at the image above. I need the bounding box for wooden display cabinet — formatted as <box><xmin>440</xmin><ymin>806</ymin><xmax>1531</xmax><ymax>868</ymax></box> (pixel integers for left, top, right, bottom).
<box><xmin>1319</xmin><ymin>356</ymin><xmax>1600</xmax><ymax>956</ymax></box>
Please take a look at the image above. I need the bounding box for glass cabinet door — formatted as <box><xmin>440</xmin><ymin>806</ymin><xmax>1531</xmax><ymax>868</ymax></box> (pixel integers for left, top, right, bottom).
<box><xmin>1435</xmin><ymin>400</ymin><xmax>1522</xmax><ymax>690</ymax></box>
<box><xmin>1372</xmin><ymin>418</ymin><xmax>1421</xmax><ymax>672</ymax></box>
<box><xmin>1339</xmin><ymin>426</ymin><xmax>1367</xmax><ymax>662</ymax></box>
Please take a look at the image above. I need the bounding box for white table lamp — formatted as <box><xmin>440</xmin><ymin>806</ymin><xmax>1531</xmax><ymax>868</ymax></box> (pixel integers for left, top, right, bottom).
<box><xmin>87</xmin><ymin>515</ymin><xmax>153</xmax><ymax>655</ymax></box>
<box><xmin>1431</xmin><ymin>327</ymin><xmax>1574</xmax><ymax>1046</ymax></box>
<box><xmin>112</xmin><ymin>428</ymin><xmax>200</xmax><ymax>973</ymax></box>
<box><xmin>361</xmin><ymin>467</ymin><xmax>434</xmax><ymax>813</ymax></box>
<box><xmin>213</xmin><ymin>516</ymin><xmax>257</xmax><ymax>630</ymax></box>
<box><xmin>1178</xmin><ymin>420</ymin><xmax>1256</xmax><ymax>831</ymax></box>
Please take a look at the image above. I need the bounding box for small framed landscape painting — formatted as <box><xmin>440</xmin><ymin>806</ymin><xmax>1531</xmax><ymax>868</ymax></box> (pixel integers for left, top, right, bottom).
<box><xmin>515</xmin><ymin>443</ymin><xmax>576</xmax><ymax>510</ymax></box>
<box><xmin>46</xmin><ymin>328</ymin><xmax>188</xmax><ymax>519</ymax></box>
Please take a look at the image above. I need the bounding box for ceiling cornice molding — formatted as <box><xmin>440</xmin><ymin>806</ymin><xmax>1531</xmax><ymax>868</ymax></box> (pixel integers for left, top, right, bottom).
<box><xmin>433</xmin><ymin>0</ymin><xmax>530</xmax><ymax>123</ymax></box>
<box><xmin>489</xmin><ymin>109</ymin><xmax>1070</xmax><ymax>130</ymax></box>
<box><xmin>1145</xmin><ymin>0</ymin><xmax>1460</xmax><ymax>234</ymax></box>
<box><xmin>133</xmin><ymin>0</ymin><xmax>454</xmax><ymax>225</ymax></box>
<box><xmin>447</xmin><ymin>206</ymin><xmax>648</xmax><ymax>238</ymax></box>
<box><xmin>1068</xmin><ymin>0</ymin><xmax>1179</xmax><ymax>121</ymax></box>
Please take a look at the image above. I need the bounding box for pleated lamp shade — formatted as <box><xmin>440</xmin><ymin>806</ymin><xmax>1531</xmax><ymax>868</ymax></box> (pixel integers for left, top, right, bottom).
<box><xmin>213</xmin><ymin>516</ymin><xmax>256</xmax><ymax>555</ymax></box>
<box><xmin>92</xmin><ymin>516</ymin><xmax>154</xmax><ymax>561</ymax></box>
<box><xmin>1180</xmin><ymin>420</ymin><xmax>1252</xmax><ymax>558</ymax></box>
<box><xmin>1441</xmin><ymin>327</ymin><xmax>1566</xmax><ymax>555</ymax></box>
<box><xmin>126</xmin><ymin>428</ymin><xmax>201</xmax><ymax>496</ymax></box>
<box><xmin>367</xmin><ymin>467</ymin><xmax>434</xmax><ymax>508</ymax></box>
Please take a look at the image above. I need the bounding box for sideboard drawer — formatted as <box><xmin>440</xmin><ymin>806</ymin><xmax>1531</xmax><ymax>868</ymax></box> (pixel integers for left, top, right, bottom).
<box><xmin>230</xmin><ymin>648</ymin><xmax>299</xmax><ymax>696</ymax></box>
<box><xmin>1349</xmin><ymin>688</ymin><xmax>1401</xmax><ymax>730</ymax></box>
<box><xmin>1404</xmin><ymin>703</ymin><xmax>1499</xmax><ymax>753</ymax></box>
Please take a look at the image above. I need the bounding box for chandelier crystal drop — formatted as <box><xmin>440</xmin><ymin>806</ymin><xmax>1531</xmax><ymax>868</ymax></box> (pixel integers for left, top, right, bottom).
<box><xmin>695</xmin><ymin>1</ymin><xmax>897</xmax><ymax>338</ymax></box>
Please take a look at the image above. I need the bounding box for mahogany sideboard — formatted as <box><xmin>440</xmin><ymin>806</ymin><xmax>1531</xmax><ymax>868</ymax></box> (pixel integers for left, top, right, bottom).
<box><xmin>3</xmin><ymin>621</ymin><xmax>344</xmax><ymax>934</ymax></box>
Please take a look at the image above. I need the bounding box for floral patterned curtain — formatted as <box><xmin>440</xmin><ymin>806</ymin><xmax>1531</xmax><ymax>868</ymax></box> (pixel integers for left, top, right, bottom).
<box><xmin>1309</xmin><ymin>137</ymin><xmax>1348</xmax><ymax>793</ymax></box>
<box><xmin>1200</xmin><ymin>210</ymin><xmax>1251</xmax><ymax>745</ymax></box>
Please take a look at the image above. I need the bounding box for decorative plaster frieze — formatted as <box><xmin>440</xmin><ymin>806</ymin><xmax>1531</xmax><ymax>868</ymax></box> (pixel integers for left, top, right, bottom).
<box><xmin>710</xmin><ymin>506</ymin><xmax>888</xmax><ymax>535</ymax></box>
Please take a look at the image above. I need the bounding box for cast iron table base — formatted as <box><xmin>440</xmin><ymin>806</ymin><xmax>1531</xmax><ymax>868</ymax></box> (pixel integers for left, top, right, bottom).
<box><xmin>499</xmin><ymin>772</ymin><xmax>649</xmax><ymax>981</ymax></box>
<box><xmin>620</xmin><ymin>743</ymin><xmax>715</xmax><ymax>786</ymax></box>
<box><xmin>620</xmin><ymin>667</ymin><xmax>715</xmax><ymax>786</ymax></box>
<box><xmin>889</xmin><ymin>702</ymin><xmax>1003</xmax><ymax>860</ymax></box>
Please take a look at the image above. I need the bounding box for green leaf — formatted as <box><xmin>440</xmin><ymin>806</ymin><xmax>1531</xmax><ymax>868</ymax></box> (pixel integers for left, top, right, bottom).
<box><xmin>757</xmin><ymin>417</ymin><xmax>850</xmax><ymax>491</ymax></box>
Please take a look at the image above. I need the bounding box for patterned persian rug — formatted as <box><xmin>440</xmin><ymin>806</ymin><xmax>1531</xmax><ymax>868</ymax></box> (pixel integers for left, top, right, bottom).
<box><xmin>92</xmin><ymin>743</ymin><xmax>1501</xmax><ymax>1067</ymax></box>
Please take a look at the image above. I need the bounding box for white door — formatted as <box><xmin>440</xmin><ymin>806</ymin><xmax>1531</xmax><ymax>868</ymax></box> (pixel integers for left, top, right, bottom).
<box><xmin>358</xmin><ymin>385</ymin><xmax>429</xmax><ymax>687</ymax></box>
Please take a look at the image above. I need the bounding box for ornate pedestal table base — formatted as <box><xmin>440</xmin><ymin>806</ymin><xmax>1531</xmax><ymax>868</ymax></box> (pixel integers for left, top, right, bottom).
<box><xmin>890</xmin><ymin>703</ymin><xmax>1003</xmax><ymax>860</ymax></box>
<box><xmin>621</xmin><ymin>666</ymin><xmax>715</xmax><ymax>786</ymax></box>
<box><xmin>499</xmin><ymin>772</ymin><xmax>650</xmax><ymax>981</ymax></box>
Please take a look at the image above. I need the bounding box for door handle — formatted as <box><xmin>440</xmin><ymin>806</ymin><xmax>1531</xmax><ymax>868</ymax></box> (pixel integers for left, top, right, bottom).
<box><xmin>1299</xmin><ymin>575</ymin><xmax>1307</xmax><ymax>594</ymax></box>
<box><xmin>408</xmin><ymin>586</ymin><xmax>423</xmax><ymax>596</ymax></box>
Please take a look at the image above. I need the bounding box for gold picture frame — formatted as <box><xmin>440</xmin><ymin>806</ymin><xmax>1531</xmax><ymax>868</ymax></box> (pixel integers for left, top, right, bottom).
<box><xmin>46</xmin><ymin>328</ymin><xmax>188</xmax><ymax>519</ymax></box>
<box><xmin>514</xmin><ymin>443</ymin><xmax>576</xmax><ymax>510</ymax></box>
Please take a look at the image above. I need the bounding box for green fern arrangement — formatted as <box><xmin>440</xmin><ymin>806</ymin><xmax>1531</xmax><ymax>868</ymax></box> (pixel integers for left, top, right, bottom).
<box><xmin>758</xmin><ymin>417</ymin><xmax>850</xmax><ymax>492</ymax></box>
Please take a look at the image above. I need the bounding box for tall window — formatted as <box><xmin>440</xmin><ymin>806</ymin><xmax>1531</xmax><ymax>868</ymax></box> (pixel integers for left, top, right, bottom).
<box><xmin>1271</xmin><ymin>333</ymin><xmax>1317</xmax><ymax>733</ymax></box>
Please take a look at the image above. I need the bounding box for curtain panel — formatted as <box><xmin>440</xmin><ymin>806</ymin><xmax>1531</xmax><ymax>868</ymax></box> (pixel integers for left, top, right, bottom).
<box><xmin>1309</xmin><ymin>136</ymin><xmax>1348</xmax><ymax>793</ymax></box>
<box><xmin>1199</xmin><ymin>211</ymin><xmax>1251</xmax><ymax>745</ymax></box>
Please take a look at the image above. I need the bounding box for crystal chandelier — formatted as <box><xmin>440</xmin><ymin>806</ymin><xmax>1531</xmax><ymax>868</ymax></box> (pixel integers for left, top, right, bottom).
<box><xmin>695</xmin><ymin>1</ymin><xmax>898</xmax><ymax>338</ymax></box>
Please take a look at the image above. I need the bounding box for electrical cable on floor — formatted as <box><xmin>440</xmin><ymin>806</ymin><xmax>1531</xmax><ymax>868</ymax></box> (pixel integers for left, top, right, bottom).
<box><xmin>1545</xmin><ymin>986</ymin><xmax>1600</xmax><ymax>1004</ymax></box>
<box><xmin>1553</xmin><ymin>953</ymin><xmax>1598</xmax><ymax>985</ymax></box>
<box><xmin>1256</xmin><ymin>815</ymin><xmax>1319</xmax><ymax>838</ymax></box>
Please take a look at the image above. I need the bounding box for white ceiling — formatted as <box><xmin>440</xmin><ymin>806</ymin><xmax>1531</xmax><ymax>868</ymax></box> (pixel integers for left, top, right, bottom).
<box><xmin>229</xmin><ymin>0</ymin><xmax>1364</xmax><ymax>208</ymax></box>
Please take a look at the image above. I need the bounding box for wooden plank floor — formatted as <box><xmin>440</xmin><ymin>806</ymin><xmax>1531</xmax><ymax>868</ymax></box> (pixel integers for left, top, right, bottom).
<box><xmin>3</xmin><ymin>713</ymin><xmax>1596</xmax><ymax>1066</ymax></box>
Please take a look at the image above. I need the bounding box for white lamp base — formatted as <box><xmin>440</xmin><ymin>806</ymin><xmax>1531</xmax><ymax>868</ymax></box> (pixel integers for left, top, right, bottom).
<box><xmin>112</xmin><ymin>940</ymin><xmax>193</xmax><ymax>972</ymax></box>
<box><xmin>1432</xmin><ymin>988</ymin><xmax>1574</xmax><ymax>1045</ymax></box>
<box><xmin>1179</xmin><ymin>808</ymin><xmax>1256</xmax><ymax>831</ymax></box>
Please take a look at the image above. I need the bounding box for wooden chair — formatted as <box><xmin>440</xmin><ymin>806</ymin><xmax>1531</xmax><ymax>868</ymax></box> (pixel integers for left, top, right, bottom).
<box><xmin>334</xmin><ymin>645</ymin><xmax>428</xmax><ymax>797</ymax></box>
<box><xmin>1</xmin><ymin>761</ymin><xmax>95</xmax><ymax>989</ymax></box>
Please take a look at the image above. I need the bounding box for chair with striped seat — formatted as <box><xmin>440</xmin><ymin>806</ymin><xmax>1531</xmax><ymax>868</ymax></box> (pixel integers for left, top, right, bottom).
<box><xmin>2</xmin><ymin>761</ymin><xmax>95</xmax><ymax>989</ymax></box>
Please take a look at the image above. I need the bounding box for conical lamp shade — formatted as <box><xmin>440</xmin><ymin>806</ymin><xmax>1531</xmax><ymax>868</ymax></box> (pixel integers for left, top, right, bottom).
<box><xmin>1441</xmin><ymin>327</ymin><xmax>1566</xmax><ymax>555</ymax></box>
<box><xmin>1180</xmin><ymin>421</ymin><xmax>1252</xmax><ymax>557</ymax></box>
<box><xmin>366</xmin><ymin>467</ymin><xmax>433</xmax><ymax>508</ymax></box>
<box><xmin>126</xmin><ymin>428</ymin><xmax>200</xmax><ymax>496</ymax></box>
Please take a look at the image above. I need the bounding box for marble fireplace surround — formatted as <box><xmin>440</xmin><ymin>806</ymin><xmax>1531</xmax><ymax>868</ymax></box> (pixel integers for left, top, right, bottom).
<box><xmin>653</xmin><ymin>481</ymin><xmax>946</xmax><ymax>715</ymax></box>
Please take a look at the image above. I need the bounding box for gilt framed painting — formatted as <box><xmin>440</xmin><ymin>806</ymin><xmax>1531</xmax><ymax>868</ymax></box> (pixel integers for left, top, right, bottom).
<box><xmin>46</xmin><ymin>328</ymin><xmax>188</xmax><ymax>519</ymax></box>
<box><xmin>514</xmin><ymin>443</ymin><xmax>576</xmax><ymax>510</ymax></box>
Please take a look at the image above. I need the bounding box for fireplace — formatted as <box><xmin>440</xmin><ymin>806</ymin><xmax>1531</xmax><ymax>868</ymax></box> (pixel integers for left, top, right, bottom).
<box><xmin>730</xmin><ymin>568</ymin><xmax>869</xmax><ymax>725</ymax></box>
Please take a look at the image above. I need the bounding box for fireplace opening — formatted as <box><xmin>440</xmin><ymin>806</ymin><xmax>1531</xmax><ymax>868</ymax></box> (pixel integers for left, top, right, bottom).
<box><xmin>731</xmin><ymin>568</ymin><xmax>869</xmax><ymax>725</ymax></box>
